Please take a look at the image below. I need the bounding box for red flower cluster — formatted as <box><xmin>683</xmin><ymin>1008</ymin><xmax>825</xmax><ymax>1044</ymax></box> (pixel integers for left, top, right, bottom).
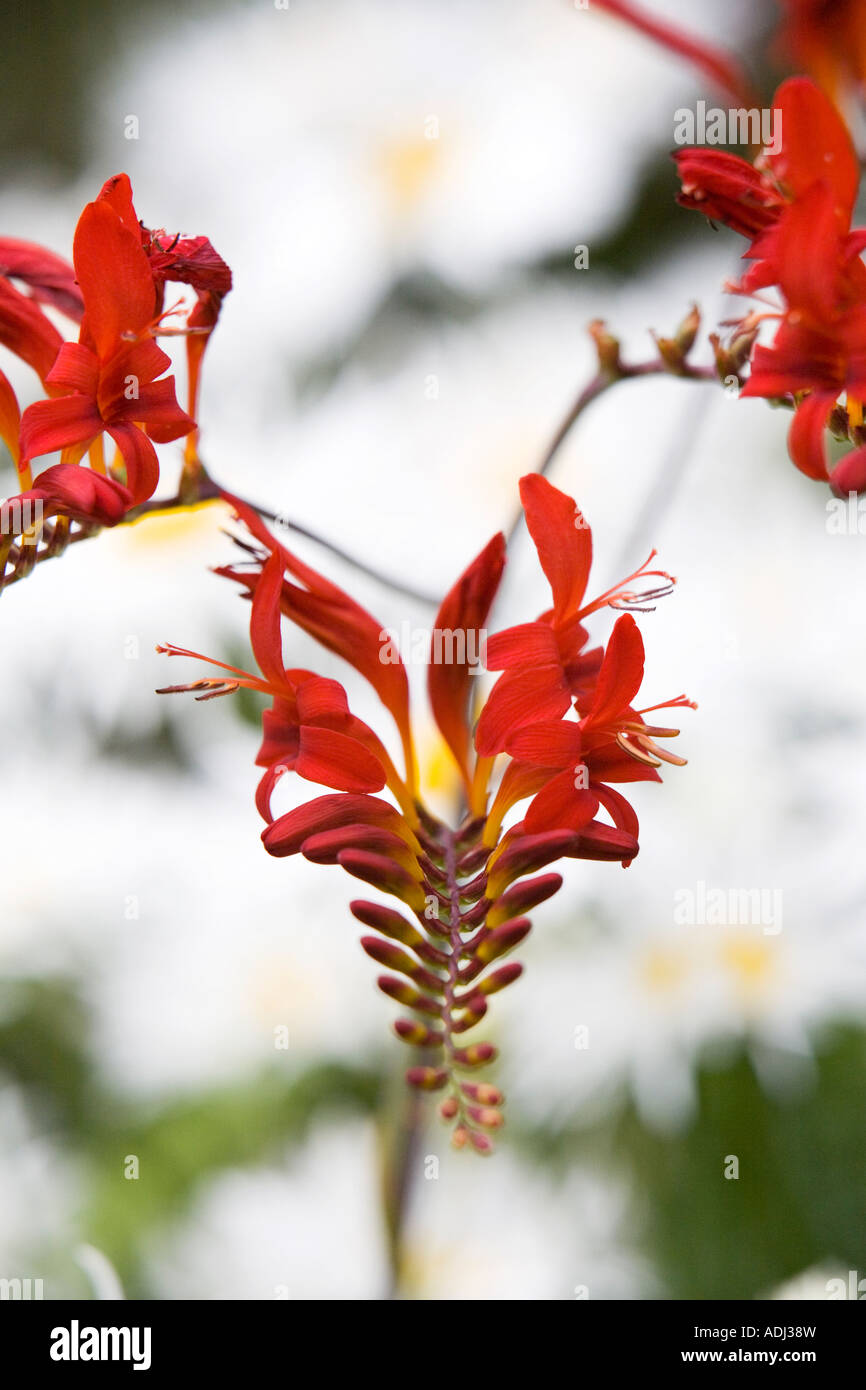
<box><xmin>676</xmin><ymin>78</ymin><xmax>866</xmax><ymax>492</ymax></box>
<box><xmin>0</xmin><ymin>174</ymin><xmax>230</xmax><ymax>557</ymax></box>
<box><xmin>158</xmin><ymin>475</ymin><xmax>693</xmax><ymax>1152</ymax></box>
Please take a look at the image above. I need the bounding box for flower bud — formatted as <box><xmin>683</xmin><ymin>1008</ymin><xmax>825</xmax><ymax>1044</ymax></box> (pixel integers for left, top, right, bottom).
<box><xmin>406</xmin><ymin>1066</ymin><xmax>448</xmax><ymax>1091</ymax></box>
<box><xmin>451</xmin><ymin>1041</ymin><xmax>497</xmax><ymax>1067</ymax></box>
<box><xmin>466</xmin><ymin>1105</ymin><xmax>504</xmax><ymax>1129</ymax></box>
<box><xmin>361</xmin><ymin>937</ymin><xmax>445</xmax><ymax>994</ymax></box>
<box><xmin>460</xmin><ymin>1082</ymin><xmax>503</xmax><ymax>1106</ymax></box>
<box><xmin>475</xmin><ymin>917</ymin><xmax>531</xmax><ymax>966</ymax></box>
<box><xmin>377</xmin><ymin>976</ymin><xmax>442</xmax><ymax>1017</ymax></box>
<box><xmin>476</xmin><ymin>961</ymin><xmax>523</xmax><ymax>996</ymax></box>
<box><xmin>394</xmin><ymin>1018</ymin><xmax>444</xmax><ymax>1047</ymax></box>
<box><xmin>589</xmin><ymin>319</ymin><xmax>622</xmax><ymax>376</ymax></box>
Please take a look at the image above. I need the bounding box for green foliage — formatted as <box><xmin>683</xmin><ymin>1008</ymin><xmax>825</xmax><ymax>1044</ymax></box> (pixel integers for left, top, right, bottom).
<box><xmin>616</xmin><ymin>1029</ymin><xmax>866</xmax><ymax>1298</ymax></box>
<box><xmin>0</xmin><ymin>978</ymin><xmax>381</xmax><ymax>1297</ymax></box>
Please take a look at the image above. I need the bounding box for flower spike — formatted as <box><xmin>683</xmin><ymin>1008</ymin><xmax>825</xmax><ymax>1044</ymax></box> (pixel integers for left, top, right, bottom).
<box><xmin>159</xmin><ymin>477</ymin><xmax>692</xmax><ymax>1151</ymax></box>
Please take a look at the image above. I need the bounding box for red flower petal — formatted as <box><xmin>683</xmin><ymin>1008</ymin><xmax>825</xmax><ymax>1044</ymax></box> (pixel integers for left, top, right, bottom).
<box><xmin>295</xmin><ymin>675</ymin><xmax>352</xmax><ymax>723</ymax></box>
<box><xmin>743</xmin><ymin>323</ymin><xmax>843</xmax><ymax>399</ymax></box>
<box><xmin>428</xmin><ymin>531</ymin><xmax>505</xmax><ymax>786</ymax></box>
<box><xmin>19</xmin><ymin>394</ymin><xmax>100</xmax><ymax>463</ymax></box>
<box><xmin>474</xmin><ymin>665</ymin><xmax>571</xmax><ymax>757</ymax></box>
<box><xmin>149</xmin><ymin>233</ymin><xmax>233</xmax><ymax>299</ymax></box>
<box><xmin>0</xmin><ymin>237</ymin><xmax>83</xmax><ymax>319</ymax></box>
<box><xmin>263</xmin><ymin>793</ymin><xmax>409</xmax><ymax>851</ymax></box>
<box><xmin>73</xmin><ymin>201</ymin><xmax>157</xmax><ymax>358</ymax></box>
<box><xmin>519</xmin><ymin>474</ymin><xmax>592</xmax><ymax>624</ymax></box>
<box><xmin>96</xmin><ymin>173</ymin><xmax>142</xmax><ymax>238</ymax></box>
<box><xmin>485</xmin><ymin>620</ymin><xmax>560</xmax><ymax>670</ymax></box>
<box><xmin>295</xmin><ymin>725</ymin><xmax>386</xmax><ymax>793</ymax></box>
<box><xmin>105</xmin><ymin>422</ymin><xmax>159</xmax><ymax>504</ymax></box>
<box><xmin>524</xmin><ymin>770</ymin><xmax>598</xmax><ymax>835</ymax></box>
<box><xmin>505</xmin><ymin>720</ymin><xmax>582</xmax><ymax>766</ymax></box>
<box><xmin>775</xmin><ymin>183</ymin><xmax>845</xmax><ymax>322</ymax></box>
<box><xmin>249</xmin><ymin>549</ymin><xmax>288</xmax><ymax>688</ymax></box>
<box><xmin>674</xmin><ymin>149</ymin><xmax>782</xmax><ymax>239</ymax></box>
<box><xmin>46</xmin><ymin>342</ymin><xmax>100</xmax><ymax>396</ymax></box>
<box><xmin>770</xmin><ymin>77</ymin><xmax>859</xmax><ymax>222</ymax></box>
<box><xmin>593</xmin><ymin>782</ymin><xmax>639</xmax><ymax>843</ymax></box>
<box><xmin>0</xmin><ymin>368</ymin><xmax>20</xmax><ymax>466</ymax></box>
<box><xmin>0</xmin><ymin>277</ymin><xmax>64</xmax><ymax>385</ymax></box>
<box><xmin>568</xmin><ymin>818</ymin><xmax>638</xmax><ymax>864</ymax></box>
<box><xmin>302</xmin><ymin>826</ymin><xmax>417</xmax><ymax>872</ymax></box>
<box><xmin>585</xmin><ymin>614</ymin><xmax>645</xmax><ymax>727</ymax></box>
<box><xmin>787</xmin><ymin>392</ymin><xmax>835</xmax><ymax>481</ymax></box>
<box><xmin>584</xmin><ymin>741</ymin><xmax>661</xmax><ymax>784</ymax></box>
<box><xmin>830</xmin><ymin>446</ymin><xmax>866</xmax><ymax>495</ymax></box>
<box><xmin>130</xmin><ymin>378</ymin><xmax>195</xmax><ymax>442</ymax></box>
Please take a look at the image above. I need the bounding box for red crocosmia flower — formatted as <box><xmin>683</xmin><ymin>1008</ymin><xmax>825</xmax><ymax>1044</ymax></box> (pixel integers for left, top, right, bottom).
<box><xmin>739</xmin><ymin>183</ymin><xmax>866</xmax><ymax>481</ymax></box>
<box><xmin>18</xmin><ymin>195</ymin><xmax>195</xmax><ymax>506</ymax></box>
<box><xmin>476</xmin><ymin>475</ymin><xmax>673</xmax><ymax>756</ymax></box>
<box><xmin>215</xmin><ymin>494</ymin><xmax>419</xmax><ymax>799</ymax></box>
<box><xmin>159</xmin><ymin>479</ymin><xmax>691</xmax><ymax>1151</ymax></box>
<box><xmin>484</xmin><ymin>614</ymin><xmax>694</xmax><ymax>864</ymax></box>
<box><xmin>96</xmin><ymin>173</ymin><xmax>232</xmax><ymax>464</ymax></box>
<box><xmin>96</xmin><ymin>173</ymin><xmax>232</xmax><ymax>305</ymax></box>
<box><xmin>676</xmin><ymin>77</ymin><xmax>866</xmax><ymax>489</ymax></box>
<box><xmin>676</xmin><ymin>78</ymin><xmax>860</xmax><ymax>299</ymax></box>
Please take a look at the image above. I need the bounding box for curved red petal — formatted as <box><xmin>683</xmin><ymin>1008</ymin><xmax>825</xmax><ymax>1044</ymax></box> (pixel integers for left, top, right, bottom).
<box><xmin>428</xmin><ymin>531</ymin><xmax>505</xmax><ymax>785</ymax></box>
<box><xmin>788</xmin><ymin>393</ymin><xmax>834</xmax><ymax>481</ymax></box>
<box><xmin>45</xmin><ymin>342</ymin><xmax>100</xmax><ymax>395</ymax></box>
<box><xmin>74</xmin><ymin>201</ymin><xmax>157</xmax><ymax>358</ymax></box>
<box><xmin>295</xmin><ymin>725</ymin><xmax>386</xmax><ymax>793</ymax></box>
<box><xmin>0</xmin><ymin>277</ymin><xmax>64</xmax><ymax>384</ymax></box>
<box><xmin>21</xmin><ymin>463</ymin><xmax>131</xmax><ymax>525</ymax></box>
<box><xmin>505</xmin><ymin>720</ymin><xmax>582</xmax><ymax>766</ymax></box>
<box><xmin>519</xmin><ymin>474</ymin><xmax>592</xmax><ymax>623</ymax></box>
<box><xmin>105</xmin><ymin>423</ymin><xmax>159</xmax><ymax>504</ymax></box>
<box><xmin>524</xmin><ymin>770</ymin><xmax>598</xmax><ymax>836</ymax></box>
<box><xmin>770</xmin><ymin>77</ymin><xmax>859</xmax><ymax>221</ymax></box>
<box><xmin>19</xmin><ymin>395</ymin><xmax>100</xmax><ymax>462</ymax></box>
<box><xmin>485</xmin><ymin>620</ymin><xmax>559</xmax><ymax>670</ymax></box>
<box><xmin>586</xmin><ymin>614</ymin><xmax>645</xmax><ymax>727</ymax></box>
<box><xmin>475</xmin><ymin>665</ymin><xmax>571</xmax><ymax>757</ymax></box>
<box><xmin>263</xmin><ymin>793</ymin><xmax>408</xmax><ymax>850</ymax></box>
<box><xmin>830</xmin><ymin>446</ymin><xmax>866</xmax><ymax>495</ymax></box>
<box><xmin>0</xmin><ymin>236</ymin><xmax>83</xmax><ymax>319</ymax></box>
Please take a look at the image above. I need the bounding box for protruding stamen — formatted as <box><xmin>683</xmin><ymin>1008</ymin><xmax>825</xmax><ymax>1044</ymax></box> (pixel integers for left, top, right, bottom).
<box><xmin>579</xmin><ymin>550</ymin><xmax>676</xmax><ymax>618</ymax></box>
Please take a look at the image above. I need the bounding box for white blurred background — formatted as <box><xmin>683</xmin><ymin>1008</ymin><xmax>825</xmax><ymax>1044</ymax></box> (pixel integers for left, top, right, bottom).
<box><xmin>1</xmin><ymin>0</ymin><xmax>864</xmax><ymax>1300</ymax></box>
